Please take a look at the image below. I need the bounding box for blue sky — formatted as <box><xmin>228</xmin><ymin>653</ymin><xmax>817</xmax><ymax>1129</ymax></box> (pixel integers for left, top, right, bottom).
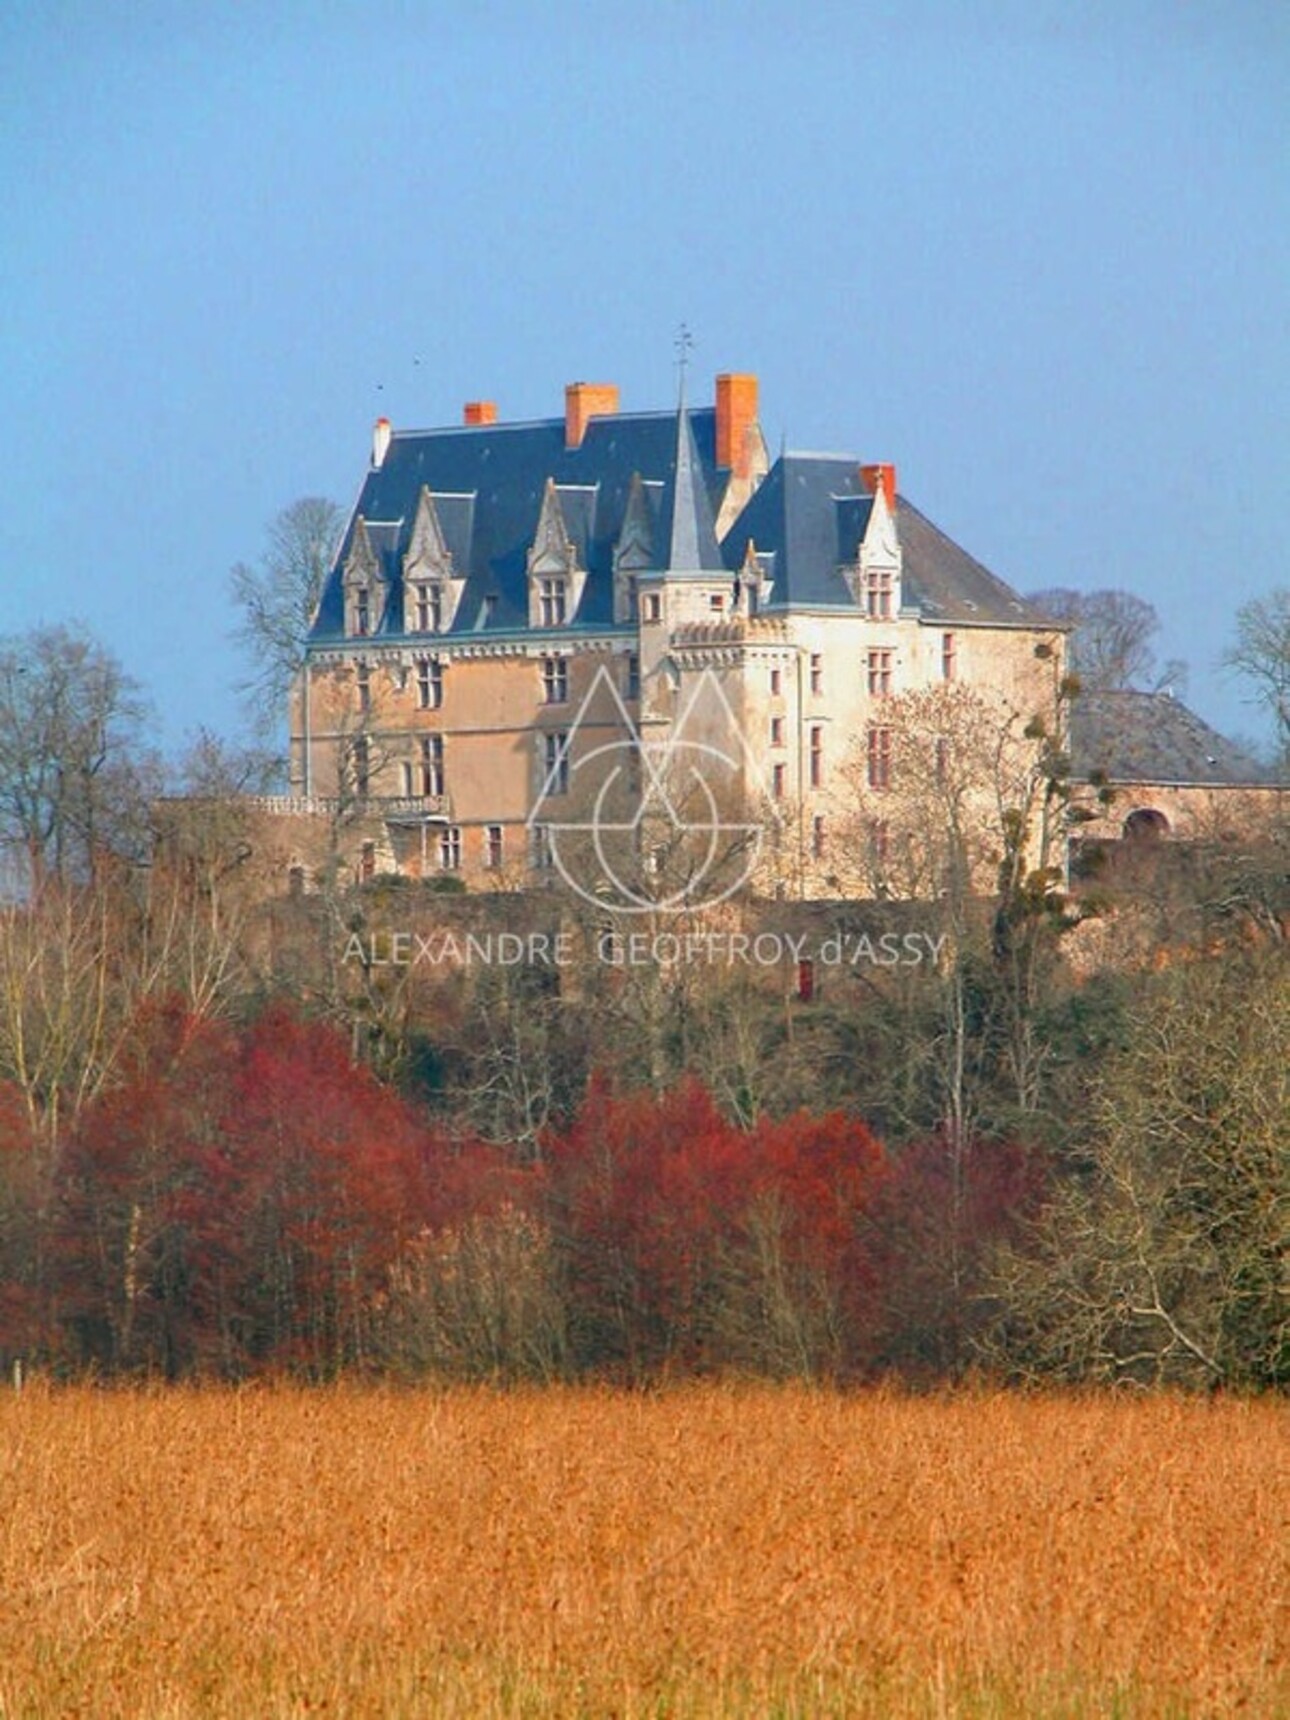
<box><xmin>1</xmin><ymin>1</ymin><xmax>1286</xmax><ymax>759</ymax></box>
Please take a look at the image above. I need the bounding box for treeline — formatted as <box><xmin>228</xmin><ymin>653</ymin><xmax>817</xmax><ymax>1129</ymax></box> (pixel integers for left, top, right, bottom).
<box><xmin>0</xmin><ymin>998</ymin><xmax>1032</xmax><ymax>1382</ymax></box>
<box><xmin>0</xmin><ymin>950</ymin><xmax>1283</xmax><ymax>1390</ymax></box>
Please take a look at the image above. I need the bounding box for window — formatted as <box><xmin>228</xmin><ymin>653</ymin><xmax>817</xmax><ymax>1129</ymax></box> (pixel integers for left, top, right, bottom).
<box><xmin>864</xmin><ymin>568</ymin><xmax>893</xmax><ymax>619</ymax></box>
<box><xmin>867</xmin><ymin>727</ymin><xmax>892</xmax><ymax>791</ymax></box>
<box><xmin>356</xmin><ymin>662</ymin><xmax>371</xmax><ymax>712</ymax></box>
<box><xmin>542</xmin><ymin>656</ymin><xmax>569</xmax><ymax>704</ymax></box>
<box><xmin>709</xmin><ymin>592</ymin><xmax>725</xmax><ymax>612</ymax></box>
<box><xmin>812</xmin><ymin>814</ymin><xmax>826</xmax><ymax>860</ymax></box>
<box><xmin>810</xmin><ymin>725</ymin><xmax>823</xmax><ymax>788</ymax></box>
<box><xmin>483</xmin><ymin>593</ymin><xmax>498</xmax><ymax>623</ymax></box>
<box><xmin>439</xmin><ymin>826</ymin><xmax>462</xmax><ymax>871</ymax></box>
<box><xmin>625</xmin><ymin>575</ymin><xmax>638</xmax><ymax>620</ymax></box>
<box><xmin>414</xmin><ymin>583</ymin><xmax>442</xmax><ymax>632</ymax></box>
<box><xmin>747</xmin><ymin>584</ymin><xmax>760</xmax><ymax>618</ymax></box>
<box><xmin>352</xmin><ymin>736</ymin><xmax>370</xmax><ymax>797</ymax></box>
<box><xmin>485</xmin><ymin>825</ymin><xmax>504</xmax><ymax>869</ymax></box>
<box><xmin>769</xmin><ymin>666</ymin><xmax>782</xmax><ymax>696</ymax></box>
<box><xmin>645</xmin><ymin>592</ymin><xmax>662</xmax><ymax>623</ymax></box>
<box><xmin>772</xmin><ymin>761</ymin><xmax>787</xmax><ymax>800</ymax></box>
<box><xmin>941</xmin><ymin>632</ymin><xmax>956</xmax><ymax>681</ymax></box>
<box><xmin>416</xmin><ymin>657</ymin><xmax>443</xmax><ymax>710</ymax></box>
<box><xmin>401</xmin><ymin>761</ymin><xmax>413</xmax><ymax>797</ymax></box>
<box><xmin>867</xmin><ymin>649</ymin><xmax>892</xmax><ymax>698</ymax></box>
<box><xmin>539</xmin><ymin>578</ymin><xmax>567</xmax><ymax>627</ymax></box>
<box><xmin>531</xmin><ymin>824</ymin><xmax>553</xmax><ymax>870</ymax></box>
<box><xmin>420</xmin><ymin>734</ymin><xmax>444</xmax><ymax>798</ymax></box>
<box><xmin>626</xmin><ymin>653</ymin><xmax>640</xmax><ymax>700</ymax></box>
<box><xmin>355</xmin><ymin>589</ymin><xmax>370</xmax><ymax>636</ymax></box>
<box><xmin>770</xmin><ymin>715</ymin><xmax>785</xmax><ymax>748</ymax></box>
<box><xmin>810</xmin><ymin>654</ymin><xmax>822</xmax><ymax>695</ymax></box>
<box><xmin>359</xmin><ymin>840</ymin><xmax>375</xmax><ymax>883</ymax></box>
<box><xmin>543</xmin><ymin>730</ymin><xmax>570</xmax><ymax>795</ymax></box>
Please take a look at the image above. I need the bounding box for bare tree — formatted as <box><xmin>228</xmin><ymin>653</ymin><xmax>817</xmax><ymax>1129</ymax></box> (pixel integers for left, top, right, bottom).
<box><xmin>0</xmin><ymin>625</ymin><xmax>152</xmax><ymax>891</ymax></box>
<box><xmin>1028</xmin><ymin>587</ymin><xmax>1184</xmax><ymax>693</ymax></box>
<box><xmin>981</xmin><ymin>952</ymin><xmax>1288</xmax><ymax>1388</ymax></box>
<box><xmin>1223</xmin><ymin>587</ymin><xmax>1290</xmax><ymax>761</ymax></box>
<box><xmin>230</xmin><ymin>496</ymin><xmax>344</xmax><ymax>737</ymax></box>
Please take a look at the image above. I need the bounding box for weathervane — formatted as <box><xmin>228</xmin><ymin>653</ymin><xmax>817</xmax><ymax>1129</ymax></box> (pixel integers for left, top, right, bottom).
<box><xmin>675</xmin><ymin>323</ymin><xmax>694</xmax><ymax>401</ymax></box>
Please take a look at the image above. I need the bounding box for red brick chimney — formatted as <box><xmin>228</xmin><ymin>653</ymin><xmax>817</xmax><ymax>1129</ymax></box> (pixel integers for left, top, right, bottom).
<box><xmin>860</xmin><ymin>463</ymin><xmax>898</xmax><ymax>507</ymax></box>
<box><xmin>463</xmin><ymin>401</ymin><xmax>498</xmax><ymax>425</ymax></box>
<box><xmin>715</xmin><ymin>373</ymin><xmax>759</xmax><ymax>478</ymax></box>
<box><xmin>565</xmin><ymin>382</ymin><xmax>620</xmax><ymax>449</ymax></box>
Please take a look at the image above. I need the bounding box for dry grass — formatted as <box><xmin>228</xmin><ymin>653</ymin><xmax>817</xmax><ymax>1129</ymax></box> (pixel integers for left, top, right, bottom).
<box><xmin>0</xmin><ymin>1384</ymin><xmax>1284</xmax><ymax>1717</ymax></box>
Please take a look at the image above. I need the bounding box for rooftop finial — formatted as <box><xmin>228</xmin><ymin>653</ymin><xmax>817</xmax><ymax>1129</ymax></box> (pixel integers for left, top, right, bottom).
<box><xmin>674</xmin><ymin>323</ymin><xmax>694</xmax><ymax>403</ymax></box>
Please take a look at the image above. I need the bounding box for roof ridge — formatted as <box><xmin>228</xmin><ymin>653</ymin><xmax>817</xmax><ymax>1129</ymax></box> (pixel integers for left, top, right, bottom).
<box><xmin>389</xmin><ymin>406</ymin><xmax>718</xmax><ymax>440</ymax></box>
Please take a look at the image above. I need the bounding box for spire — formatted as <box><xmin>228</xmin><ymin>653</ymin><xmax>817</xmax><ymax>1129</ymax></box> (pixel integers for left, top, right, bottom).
<box><xmin>661</xmin><ymin>396</ymin><xmax>724</xmax><ymax>573</ymax></box>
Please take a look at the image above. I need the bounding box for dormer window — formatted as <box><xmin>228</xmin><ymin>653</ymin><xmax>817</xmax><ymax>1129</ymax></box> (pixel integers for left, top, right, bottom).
<box><xmin>613</xmin><ymin>472</ymin><xmax>657</xmax><ymax>622</ymax></box>
<box><xmin>865</xmin><ymin>569</ymin><xmax>894</xmax><ymax>620</ymax></box>
<box><xmin>343</xmin><ymin>517</ymin><xmax>387</xmax><ymax>638</ymax></box>
<box><xmin>403</xmin><ymin>487</ymin><xmax>467</xmax><ymax>635</ymax></box>
<box><xmin>845</xmin><ymin>483</ymin><xmax>902</xmax><ymax>617</ymax></box>
<box><xmin>413</xmin><ymin>583</ymin><xmax>443</xmax><ymax>632</ymax></box>
<box><xmin>539</xmin><ymin>578</ymin><xmax>567</xmax><ymax>628</ymax></box>
<box><xmin>527</xmin><ymin>479</ymin><xmax>586</xmax><ymax>629</ymax></box>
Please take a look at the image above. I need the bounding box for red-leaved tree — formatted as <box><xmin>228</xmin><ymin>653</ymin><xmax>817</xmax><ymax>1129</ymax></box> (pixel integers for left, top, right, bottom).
<box><xmin>714</xmin><ymin>1110</ymin><xmax>890</xmax><ymax>1377</ymax></box>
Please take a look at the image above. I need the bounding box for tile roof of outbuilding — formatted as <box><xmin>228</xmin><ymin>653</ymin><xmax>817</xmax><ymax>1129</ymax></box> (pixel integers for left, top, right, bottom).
<box><xmin>1070</xmin><ymin>689</ymin><xmax>1267</xmax><ymax>785</ymax></box>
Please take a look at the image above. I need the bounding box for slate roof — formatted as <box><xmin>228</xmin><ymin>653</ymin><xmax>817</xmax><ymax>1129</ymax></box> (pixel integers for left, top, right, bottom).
<box><xmin>310</xmin><ymin>407</ymin><xmax>730</xmax><ymax>641</ymax></box>
<box><xmin>719</xmin><ymin>456</ymin><xmax>1046</xmax><ymax>624</ymax></box>
<box><xmin>1070</xmin><ymin>690</ymin><xmax>1267</xmax><ymax>786</ymax></box>
<box><xmin>311</xmin><ymin>410</ymin><xmax>1046</xmax><ymax>643</ymax></box>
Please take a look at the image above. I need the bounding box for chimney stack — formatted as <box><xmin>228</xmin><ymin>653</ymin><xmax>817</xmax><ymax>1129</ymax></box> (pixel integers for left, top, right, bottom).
<box><xmin>860</xmin><ymin>463</ymin><xmax>898</xmax><ymax>507</ymax></box>
<box><xmin>715</xmin><ymin>373</ymin><xmax>759</xmax><ymax>478</ymax></box>
<box><xmin>372</xmin><ymin>416</ymin><xmax>392</xmax><ymax>469</ymax></box>
<box><xmin>463</xmin><ymin>401</ymin><xmax>498</xmax><ymax>425</ymax></box>
<box><xmin>565</xmin><ymin>381</ymin><xmax>620</xmax><ymax>449</ymax></box>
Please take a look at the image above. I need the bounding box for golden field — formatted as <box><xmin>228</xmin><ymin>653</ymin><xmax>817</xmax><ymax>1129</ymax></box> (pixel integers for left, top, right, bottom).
<box><xmin>0</xmin><ymin>1385</ymin><xmax>1284</xmax><ymax>1717</ymax></box>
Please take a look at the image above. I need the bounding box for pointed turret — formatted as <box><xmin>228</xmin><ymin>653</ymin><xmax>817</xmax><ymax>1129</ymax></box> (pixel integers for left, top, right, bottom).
<box><xmin>659</xmin><ymin>399</ymin><xmax>725</xmax><ymax>574</ymax></box>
